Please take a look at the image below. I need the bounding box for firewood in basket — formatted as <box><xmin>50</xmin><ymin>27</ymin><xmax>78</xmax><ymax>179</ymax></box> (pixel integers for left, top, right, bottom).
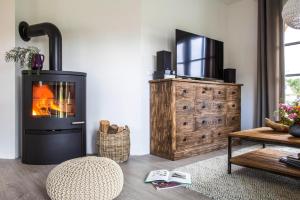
<box><xmin>108</xmin><ymin>124</ymin><xmax>118</xmax><ymax>134</ymax></box>
<box><xmin>100</xmin><ymin>120</ymin><xmax>110</xmax><ymax>133</ymax></box>
<box><xmin>117</xmin><ymin>126</ymin><xmax>125</xmax><ymax>133</ymax></box>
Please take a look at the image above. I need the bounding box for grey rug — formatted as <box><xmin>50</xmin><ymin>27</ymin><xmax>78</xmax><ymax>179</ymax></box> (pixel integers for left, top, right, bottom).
<box><xmin>175</xmin><ymin>146</ymin><xmax>300</xmax><ymax>200</ymax></box>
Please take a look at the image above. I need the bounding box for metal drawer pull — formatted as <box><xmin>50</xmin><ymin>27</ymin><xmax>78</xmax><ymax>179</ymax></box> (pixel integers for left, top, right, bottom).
<box><xmin>72</xmin><ymin>121</ymin><xmax>85</xmax><ymax>125</ymax></box>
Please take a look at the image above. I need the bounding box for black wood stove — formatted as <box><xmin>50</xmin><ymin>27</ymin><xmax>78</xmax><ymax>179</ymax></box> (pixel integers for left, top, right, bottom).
<box><xmin>19</xmin><ymin>21</ymin><xmax>86</xmax><ymax>164</ymax></box>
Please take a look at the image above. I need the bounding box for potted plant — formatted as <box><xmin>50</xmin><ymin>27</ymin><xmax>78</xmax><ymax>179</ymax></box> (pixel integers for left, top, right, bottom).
<box><xmin>5</xmin><ymin>46</ymin><xmax>44</xmax><ymax>73</ymax></box>
<box><xmin>278</xmin><ymin>101</ymin><xmax>300</xmax><ymax>137</ymax></box>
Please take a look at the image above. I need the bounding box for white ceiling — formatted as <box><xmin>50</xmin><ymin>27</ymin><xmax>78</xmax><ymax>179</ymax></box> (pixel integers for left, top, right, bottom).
<box><xmin>221</xmin><ymin>0</ymin><xmax>242</xmax><ymax>5</ymax></box>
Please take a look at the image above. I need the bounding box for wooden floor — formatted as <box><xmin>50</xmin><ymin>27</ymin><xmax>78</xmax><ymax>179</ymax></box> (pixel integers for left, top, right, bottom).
<box><xmin>0</xmin><ymin>147</ymin><xmax>239</xmax><ymax>200</ymax></box>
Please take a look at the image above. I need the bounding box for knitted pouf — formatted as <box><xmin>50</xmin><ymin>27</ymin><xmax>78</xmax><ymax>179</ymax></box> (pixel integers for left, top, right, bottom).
<box><xmin>46</xmin><ymin>156</ymin><xmax>124</xmax><ymax>200</ymax></box>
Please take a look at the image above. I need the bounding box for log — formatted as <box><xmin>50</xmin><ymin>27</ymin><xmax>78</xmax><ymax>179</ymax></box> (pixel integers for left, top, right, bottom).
<box><xmin>117</xmin><ymin>126</ymin><xmax>125</xmax><ymax>133</ymax></box>
<box><xmin>100</xmin><ymin>120</ymin><xmax>110</xmax><ymax>133</ymax></box>
<box><xmin>108</xmin><ymin>124</ymin><xmax>119</xmax><ymax>134</ymax></box>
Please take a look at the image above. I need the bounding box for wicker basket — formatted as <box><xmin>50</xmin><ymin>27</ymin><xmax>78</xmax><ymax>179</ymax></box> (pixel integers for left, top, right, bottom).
<box><xmin>97</xmin><ymin>126</ymin><xmax>130</xmax><ymax>163</ymax></box>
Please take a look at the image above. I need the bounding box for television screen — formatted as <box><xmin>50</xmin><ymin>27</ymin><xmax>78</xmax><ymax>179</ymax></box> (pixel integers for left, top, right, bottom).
<box><xmin>176</xmin><ymin>29</ymin><xmax>224</xmax><ymax>80</ymax></box>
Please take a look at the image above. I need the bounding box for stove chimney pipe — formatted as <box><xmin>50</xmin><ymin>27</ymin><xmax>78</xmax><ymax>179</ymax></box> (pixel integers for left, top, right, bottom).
<box><xmin>19</xmin><ymin>21</ymin><xmax>62</xmax><ymax>71</ymax></box>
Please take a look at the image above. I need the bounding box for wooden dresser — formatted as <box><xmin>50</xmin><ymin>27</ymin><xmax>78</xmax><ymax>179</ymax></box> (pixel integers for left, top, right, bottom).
<box><xmin>150</xmin><ymin>78</ymin><xmax>242</xmax><ymax>160</ymax></box>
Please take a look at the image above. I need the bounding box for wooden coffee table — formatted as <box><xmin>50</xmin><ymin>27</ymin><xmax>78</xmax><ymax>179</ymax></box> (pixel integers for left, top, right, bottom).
<box><xmin>228</xmin><ymin>127</ymin><xmax>300</xmax><ymax>178</ymax></box>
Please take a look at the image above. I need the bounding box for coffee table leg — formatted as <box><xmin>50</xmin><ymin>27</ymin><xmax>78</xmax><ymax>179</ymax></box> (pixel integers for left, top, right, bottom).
<box><xmin>228</xmin><ymin>136</ymin><xmax>232</xmax><ymax>174</ymax></box>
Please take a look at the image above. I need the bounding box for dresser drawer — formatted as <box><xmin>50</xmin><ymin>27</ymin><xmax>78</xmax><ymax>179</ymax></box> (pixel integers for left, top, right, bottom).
<box><xmin>176</xmin><ymin>99</ymin><xmax>194</xmax><ymax>114</ymax></box>
<box><xmin>227</xmin><ymin>101</ymin><xmax>240</xmax><ymax>114</ymax></box>
<box><xmin>196</xmin><ymin>85</ymin><xmax>213</xmax><ymax>100</ymax></box>
<box><xmin>176</xmin><ymin>115</ymin><xmax>194</xmax><ymax>133</ymax></box>
<box><xmin>227</xmin><ymin>86</ymin><xmax>240</xmax><ymax>100</ymax></box>
<box><xmin>175</xmin><ymin>84</ymin><xmax>195</xmax><ymax>100</ymax></box>
<box><xmin>176</xmin><ymin>131</ymin><xmax>214</xmax><ymax>151</ymax></box>
<box><xmin>211</xmin><ymin>102</ymin><xmax>226</xmax><ymax>113</ymax></box>
<box><xmin>213</xmin><ymin>86</ymin><xmax>226</xmax><ymax>100</ymax></box>
<box><xmin>226</xmin><ymin>114</ymin><xmax>240</xmax><ymax>127</ymax></box>
<box><xmin>195</xmin><ymin>101</ymin><xmax>210</xmax><ymax>114</ymax></box>
<box><xmin>195</xmin><ymin>115</ymin><xmax>226</xmax><ymax>130</ymax></box>
<box><xmin>195</xmin><ymin>101</ymin><xmax>226</xmax><ymax>114</ymax></box>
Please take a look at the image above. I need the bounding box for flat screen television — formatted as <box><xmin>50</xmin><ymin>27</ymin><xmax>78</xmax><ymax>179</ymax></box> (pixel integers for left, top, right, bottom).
<box><xmin>176</xmin><ymin>29</ymin><xmax>224</xmax><ymax>80</ymax></box>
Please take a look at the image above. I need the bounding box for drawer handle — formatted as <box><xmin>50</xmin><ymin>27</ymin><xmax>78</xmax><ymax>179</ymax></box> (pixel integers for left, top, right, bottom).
<box><xmin>202</xmin><ymin>120</ymin><xmax>206</xmax><ymax>124</ymax></box>
<box><xmin>232</xmin><ymin>104</ymin><xmax>236</xmax><ymax>108</ymax></box>
<box><xmin>183</xmin><ymin>122</ymin><xmax>188</xmax><ymax>126</ymax></box>
<box><xmin>183</xmin><ymin>89</ymin><xmax>187</xmax><ymax>94</ymax></box>
<box><xmin>218</xmin><ymin>91</ymin><xmax>221</xmax><ymax>94</ymax></box>
<box><xmin>218</xmin><ymin>119</ymin><xmax>222</xmax><ymax>122</ymax></box>
<box><xmin>183</xmin><ymin>105</ymin><xmax>188</xmax><ymax>110</ymax></box>
<box><xmin>202</xmin><ymin>135</ymin><xmax>206</xmax><ymax>139</ymax></box>
<box><xmin>218</xmin><ymin>105</ymin><xmax>222</xmax><ymax>109</ymax></box>
<box><xmin>218</xmin><ymin>132</ymin><xmax>221</xmax><ymax>136</ymax></box>
<box><xmin>202</xmin><ymin>91</ymin><xmax>206</xmax><ymax>94</ymax></box>
<box><xmin>183</xmin><ymin>137</ymin><xmax>187</xmax><ymax>142</ymax></box>
<box><xmin>232</xmin><ymin>117</ymin><xmax>235</xmax><ymax>120</ymax></box>
<box><xmin>202</xmin><ymin>105</ymin><xmax>206</xmax><ymax>109</ymax></box>
<box><xmin>232</xmin><ymin>91</ymin><xmax>236</xmax><ymax>95</ymax></box>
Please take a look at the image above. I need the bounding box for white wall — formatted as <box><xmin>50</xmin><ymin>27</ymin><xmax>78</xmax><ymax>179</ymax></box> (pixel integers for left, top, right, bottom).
<box><xmin>226</xmin><ymin>0</ymin><xmax>258</xmax><ymax>129</ymax></box>
<box><xmin>0</xmin><ymin>0</ymin><xmax>257</xmax><ymax>158</ymax></box>
<box><xmin>141</xmin><ymin>0</ymin><xmax>229</xmax><ymax>71</ymax></box>
<box><xmin>0</xmin><ymin>0</ymin><xmax>16</xmax><ymax>159</ymax></box>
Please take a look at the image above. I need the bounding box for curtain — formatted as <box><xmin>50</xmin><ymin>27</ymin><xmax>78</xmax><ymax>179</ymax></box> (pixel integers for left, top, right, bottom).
<box><xmin>256</xmin><ymin>0</ymin><xmax>285</xmax><ymax>127</ymax></box>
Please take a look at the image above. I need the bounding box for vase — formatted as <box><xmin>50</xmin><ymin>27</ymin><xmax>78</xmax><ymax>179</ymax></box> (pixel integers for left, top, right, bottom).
<box><xmin>289</xmin><ymin>124</ymin><xmax>300</xmax><ymax>137</ymax></box>
<box><xmin>31</xmin><ymin>53</ymin><xmax>45</xmax><ymax>70</ymax></box>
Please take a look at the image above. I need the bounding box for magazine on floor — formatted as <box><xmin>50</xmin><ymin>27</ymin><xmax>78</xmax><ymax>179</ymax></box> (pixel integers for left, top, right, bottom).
<box><xmin>151</xmin><ymin>181</ymin><xmax>185</xmax><ymax>190</ymax></box>
<box><xmin>144</xmin><ymin>169</ymin><xmax>191</xmax><ymax>184</ymax></box>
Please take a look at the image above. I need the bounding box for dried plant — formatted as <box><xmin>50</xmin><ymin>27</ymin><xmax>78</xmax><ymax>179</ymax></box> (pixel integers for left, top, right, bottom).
<box><xmin>5</xmin><ymin>46</ymin><xmax>40</xmax><ymax>70</ymax></box>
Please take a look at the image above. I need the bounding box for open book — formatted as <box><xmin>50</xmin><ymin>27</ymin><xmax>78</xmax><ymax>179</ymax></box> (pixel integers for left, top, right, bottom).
<box><xmin>145</xmin><ymin>169</ymin><xmax>191</xmax><ymax>184</ymax></box>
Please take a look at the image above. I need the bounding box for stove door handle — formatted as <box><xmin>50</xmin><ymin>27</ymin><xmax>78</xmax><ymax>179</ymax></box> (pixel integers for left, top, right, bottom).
<box><xmin>72</xmin><ymin>121</ymin><xmax>85</xmax><ymax>125</ymax></box>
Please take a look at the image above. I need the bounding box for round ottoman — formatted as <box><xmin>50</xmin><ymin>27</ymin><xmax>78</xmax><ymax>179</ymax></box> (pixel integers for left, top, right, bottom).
<box><xmin>46</xmin><ymin>156</ymin><xmax>123</xmax><ymax>200</ymax></box>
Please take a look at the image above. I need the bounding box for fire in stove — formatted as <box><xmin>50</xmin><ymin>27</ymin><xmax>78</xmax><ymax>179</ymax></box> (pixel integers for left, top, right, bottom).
<box><xmin>32</xmin><ymin>81</ymin><xmax>75</xmax><ymax>118</ymax></box>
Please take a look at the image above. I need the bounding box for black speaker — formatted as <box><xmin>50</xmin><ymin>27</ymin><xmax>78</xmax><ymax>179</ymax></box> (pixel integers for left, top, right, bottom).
<box><xmin>224</xmin><ymin>68</ymin><xmax>236</xmax><ymax>83</ymax></box>
<box><xmin>157</xmin><ymin>51</ymin><xmax>171</xmax><ymax>71</ymax></box>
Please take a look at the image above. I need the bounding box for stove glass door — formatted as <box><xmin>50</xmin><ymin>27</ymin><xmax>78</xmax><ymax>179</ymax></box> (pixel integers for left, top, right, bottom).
<box><xmin>32</xmin><ymin>81</ymin><xmax>76</xmax><ymax>118</ymax></box>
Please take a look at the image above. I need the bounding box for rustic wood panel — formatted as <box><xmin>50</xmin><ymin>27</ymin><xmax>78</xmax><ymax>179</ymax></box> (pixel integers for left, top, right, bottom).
<box><xmin>230</xmin><ymin>148</ymin><xmax>300</xmax><ymax>178</ymax></box>
<box><xmin>150</xmin><ymin>79</ymin><xmax>242</xmax><ymax>160</ymax></box>
<box><xmin>150</xmin><ymin>81</ymin><xmax>174</xmax><ymax>160</ymax></box>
